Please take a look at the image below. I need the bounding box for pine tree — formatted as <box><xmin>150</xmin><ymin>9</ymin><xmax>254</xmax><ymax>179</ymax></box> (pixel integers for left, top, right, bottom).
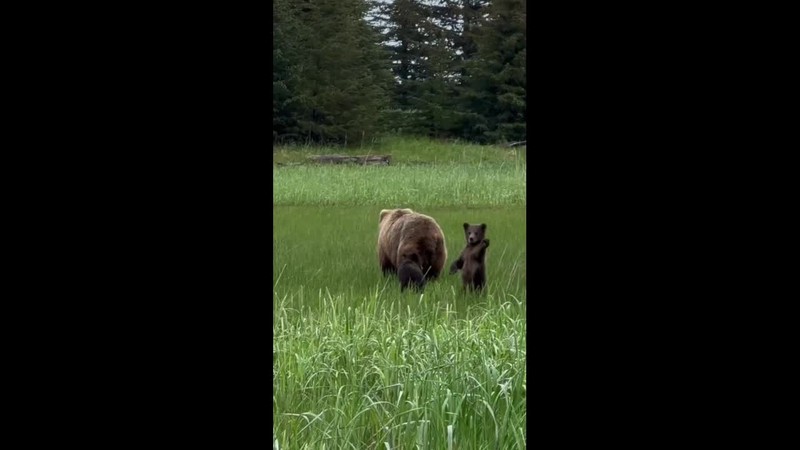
<box><xmin>374</xmin><ymin>0</ymin><xmax>456</xmax><ymax>136</ymax></box>
<box><xmin>459</xmin><ymin>0</ymin><xmax>526</xmax><ymax>143</ymax></box>
<box><xmin>273</xmin><ymin>0</ymin><xmax>301</xmax><ymax>142</ymax></box>
<box><xmin>273</xmin><ymin>0</ymin><xmax>392</xmax><ymax>145</ymax></box>
<box><xmin>438</xmin><ymin>0</ymin><xmax>491</xmax><ymax>139</ymax></box>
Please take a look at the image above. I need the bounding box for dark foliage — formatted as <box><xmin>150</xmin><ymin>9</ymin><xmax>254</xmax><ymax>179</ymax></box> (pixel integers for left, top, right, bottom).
<box><xmin>273</xmin><ymin>0</ymin><xmax>526</xmax><ymax>146</ymax></box>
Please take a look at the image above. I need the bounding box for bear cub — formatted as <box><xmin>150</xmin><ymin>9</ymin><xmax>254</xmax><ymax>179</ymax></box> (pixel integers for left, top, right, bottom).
<box><xmin>450</xmin><ymin>223</ymin><xmax>489</xmax><ymax>291</ymax></box>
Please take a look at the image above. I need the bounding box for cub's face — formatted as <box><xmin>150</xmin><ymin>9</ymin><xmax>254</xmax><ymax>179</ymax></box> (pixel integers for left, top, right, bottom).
<box><xmin>463</xmin><ymin>223</ymin><xmax>487</xmax><ymax>245</ymax></box>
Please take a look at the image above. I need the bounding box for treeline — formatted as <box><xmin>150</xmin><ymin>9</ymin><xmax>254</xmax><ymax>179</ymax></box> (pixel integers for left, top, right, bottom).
<box><xmin>273</xmin><ymin>0</ymin><xmax>525</xmax><ymax>146</ymax></box>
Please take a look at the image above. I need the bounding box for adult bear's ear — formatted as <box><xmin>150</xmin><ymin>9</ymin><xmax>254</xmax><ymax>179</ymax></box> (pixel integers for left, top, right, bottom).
<box><xmin>480</xmin><ymin>224</ymin><xmax>487</xmax><ymax>231</ymax></box>
<box><xmin>380</xmin><ymin>209</ymin><xmax>391</xmax><ymax>222</ymax></box>
<box><xmin>463</xmin><ymin>223</ymin><xmax>469</xmax><ymax>230</ymax></box>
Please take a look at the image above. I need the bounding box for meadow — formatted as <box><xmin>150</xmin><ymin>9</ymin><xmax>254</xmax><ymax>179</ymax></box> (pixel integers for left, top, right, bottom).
<box><xmin>273</xmin><ymin>137</ymin><xmax>527</xmax><ymax>449</ymax></box>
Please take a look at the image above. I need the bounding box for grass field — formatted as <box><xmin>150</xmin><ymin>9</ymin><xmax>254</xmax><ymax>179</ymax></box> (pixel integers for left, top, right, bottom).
<box><xmin>274</xmin><ymin>137</ymin><xmax>526</xmax><ymax>449</ymax></box>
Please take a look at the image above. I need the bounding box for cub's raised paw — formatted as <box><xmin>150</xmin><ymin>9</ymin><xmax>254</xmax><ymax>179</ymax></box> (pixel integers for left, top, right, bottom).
<box><xmin>483</xmin><ymin>239</ymin><xmax>490</xmax><ymax>247</ymax></box>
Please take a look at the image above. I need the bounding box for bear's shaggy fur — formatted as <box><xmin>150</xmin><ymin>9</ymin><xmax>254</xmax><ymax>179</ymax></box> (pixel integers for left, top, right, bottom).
<box><xmin>450</xmin><ymin>223</ymin><xmax>489</xmax><ymax>292</ymax></box>
<box><xmin>378</xmin><ymin>208</ymin><xmax>448</xmax><ymax>291</ymax></box>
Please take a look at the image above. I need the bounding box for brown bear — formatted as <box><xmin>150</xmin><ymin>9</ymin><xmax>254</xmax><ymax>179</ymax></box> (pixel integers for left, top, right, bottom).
<box><xmin>377</xmin><ymin>208</ymin><xmax>448</xmax><ymax>291</ymax></box>
<box><xmin>450</xmin><ymin>223</ymin><xmax>489</xmax><ymax>292</ymax></box>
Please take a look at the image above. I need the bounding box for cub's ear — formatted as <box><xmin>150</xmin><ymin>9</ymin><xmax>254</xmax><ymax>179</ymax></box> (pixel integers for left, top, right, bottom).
<box><xmin>463</xmin><ymin>223</ymin><xmax>469</xmax><ymax>230</ymax></box>
<box><xmin>380</xmin><ymin>209</ymin><xmax>391</xmax><ymax>222</ymax></box>
<box><xmin>480</xmin><ymin>224</ymin><xmax>487</xmax><ymax>231</ymax></box>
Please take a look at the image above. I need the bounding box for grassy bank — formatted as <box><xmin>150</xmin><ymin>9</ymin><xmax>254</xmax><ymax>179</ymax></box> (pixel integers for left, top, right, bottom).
<box><xmin>273</xmin><ymin>135</ymin><xmax>526</xmax><ymax>166</ymax></box>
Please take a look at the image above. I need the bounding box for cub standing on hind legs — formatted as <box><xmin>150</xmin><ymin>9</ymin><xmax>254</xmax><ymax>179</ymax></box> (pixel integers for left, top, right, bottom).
<box><xmin>450</xmin><ymin>223</ymin><xmax>489</xmax><ymax>292</ymax></box>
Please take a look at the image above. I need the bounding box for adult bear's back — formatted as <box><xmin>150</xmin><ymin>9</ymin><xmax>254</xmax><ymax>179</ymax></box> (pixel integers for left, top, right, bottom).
<box><xmin>377</xmin><ymin>208</ymin><xmax>447</xmax><ymax>290</ymax></box>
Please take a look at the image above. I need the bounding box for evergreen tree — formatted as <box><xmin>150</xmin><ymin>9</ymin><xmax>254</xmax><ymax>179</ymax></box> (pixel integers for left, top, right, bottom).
<box><xmin>374</xmin><ymin>0</ymin><xmax>457</xmax><ymax>136</ymax></box>
<box><xmin>273</xmin><ymin>0</ymin><xmax>392</xmax><ymax>145</ymax></box>
<box><xmin>459</xmin><ymin>0</ymin><xmax>526</xmax><ymax>143</ymax></box>
<box><xmin>275</xmin><ymin>0</ymin><xmax>527</xmax><ymax>145</ymax></box>
<box><xmin>437</xmin><ymin>0</ymin><xmax>491</xmax><ymax>139</ymax></box>
<box><xmin>273</xmin><ymin>0</ymin><xmax>307</xmax><ymax>143</ymax></box>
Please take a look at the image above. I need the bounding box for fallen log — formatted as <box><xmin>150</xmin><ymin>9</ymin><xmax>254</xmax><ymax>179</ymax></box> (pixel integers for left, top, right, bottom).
<box><xmin>308</xmin><ymin>155</ymin><xmax>392</xmax><ymax>166</ymax></box>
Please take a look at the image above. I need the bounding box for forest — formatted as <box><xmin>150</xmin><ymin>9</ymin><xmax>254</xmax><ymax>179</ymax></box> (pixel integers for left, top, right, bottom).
<box><xmin>273</xmin><ymin>0</ymin><xmax>526</xmax><ymax>146</ymax></box>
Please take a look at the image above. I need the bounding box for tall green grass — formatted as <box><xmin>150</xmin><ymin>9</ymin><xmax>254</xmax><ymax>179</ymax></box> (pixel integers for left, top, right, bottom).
<box><xmin>273</xmin><ymin>138</ymin><xmax>526</xmax><ymax>449</ymax></box>
<box><xmin>274</xmin><ymin>293</ymin><xmax>526</xmax><ymax>449</ymax></box>
<box><xmin>273</xmin><ymin>206</ymin><xmax>525</xmax><ymax>297</ymax></box>
<box><xmin>274</xmin><ymin>164</ymin><xmax>525</xmax><ymax>207</ymax></box>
